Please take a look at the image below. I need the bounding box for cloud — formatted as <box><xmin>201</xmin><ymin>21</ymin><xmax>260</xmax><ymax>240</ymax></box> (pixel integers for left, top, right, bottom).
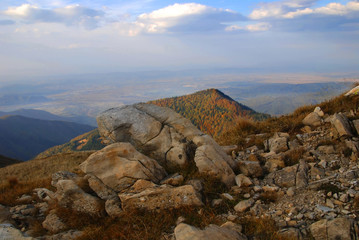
<box><xmin>248</xmin><ymin>0</ymin><xmax>359</xmax><ymax>32</ymax></box>
<box><xmin>225</xmin><ymin>22</ymin><xmax>272</xmax><ymax>32</ymax></box>
<box><xmin>283</xmin><ymin>1</ymin><xmax>359</xmax><ymax>18</ymax></box>
<box><xmin>0</xmin><ymin>19</ymin><xmax>15</xmax><ymax>25</ymax></box>
<box><xmin>3</xmin><ymin>4</ymin><xmax>104</xmax><ymax>29</ymax></box>
<box><xmin>250</xmin><ymin>0</ymin><xmax>318</xmax><ymax>19</ymax></box>
<box><xmin>250</xmin><ymin>0</ymin><xmax>359</xmax><ymax>19</ymax></box>
<box><xmin>133</xmin><ymin>3</ymin><xmax>245</xmax><ymax>34</ymax></box>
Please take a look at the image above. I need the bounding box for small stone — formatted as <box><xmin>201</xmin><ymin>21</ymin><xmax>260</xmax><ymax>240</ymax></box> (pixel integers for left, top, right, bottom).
<box><xmin>220</xmin><ymin>221</ymin><xmax>243</xmax><ymax>234</ymax></box>
<box><xmin>234</xmin><ymin>199</ymin><xmax>254</xmax><ymax>213</ymax></box>
<box><xmin>296</xmin><ymin>213</ymin><xmax>303</xmax><ymax>220</ymax></box>
<box><xmin>262</xmin><ymin>186</ymin><xmax>279</xmax><ymax>192</ymax></box>
<box><xmin>176</xmin><ymin>216</ymin><xmax>186</xmax><ymax>225</ymax></box>
<box><xmin>243</xmin><ymin>193</ymin><xmax>251</xmax><ymax>198</ymax></box>
<box><xmin>235</xmin><ymin>174</ymin><xmax>253</xmax><ymax>187</ymax></box>
<box><xmin>287</xmin><ymin>220</ymin><xmax>297</xmax><ymax>227</ymax></box>
<box><xmin>253</xmin><ymin>186</ymin><xmax>262</xmax><ymax>192</ymax></box>
<box><xmin>339</xmin><ymin>194</ymin><xmax>349</xmax><ymax>203</ymax></box>
<box><xmin>326</xmin><ymin>199</ymin><xmax>335</xmax><ymax>209</ymax></box>
<box><xmin>222</xmin><ymin>193</ymin><xmax>234</xmax><ymax>201</ymax></box>
<box><xmin>227</xmin><ymin>215</ymin><xmax>237</xmax><ymax>221</ymax></box>
<box><xmin>212</xmin><ymin>199</ymin><xmax>223</xmax><ymax>207</ymax></box>
<box><xmin>286</xmin><ymin>187</ymin><xmax>295</xmax><ymax>197</ymax></box>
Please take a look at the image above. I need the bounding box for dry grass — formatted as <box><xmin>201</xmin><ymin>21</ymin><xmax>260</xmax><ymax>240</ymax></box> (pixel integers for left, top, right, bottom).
<box><xmin>218</xmin><ymin>118</ymin><xmax>262</xmax><ymax>146</ymax></box>
<box><xmin>239</xmin><ymin>216</ymin><xmax>295</xmax><ymax>240</ymax></box>
<box><xmin>0</xmin><ymin>151</ymin><xmax>93</xmax><ymax>206</ymax></box>
<box><xmin>259</xmin><ymin>191</ymin><xmax>278</xmax><ymax>204</ymax></box>
<box><xmin>283</xmin><ymin>148</ymin><xmax>305</xmax><ymax>166</ymax></box>
<box><xmin>0</xmin><ymin>177</ymin><xmax>51</xmax><ymax>206</ymax></box>
<box><xmin>0</xmin><ymin>151</ymin><xmax>94</xmax><ymax>185</ymax></box>
<box><xmin>49</xmin><ymin>206</ymin><xmax>222</xmax><ymax>240</ymax></box>
<box><xmin>219</xmin><ymin>93</ymin><xmax>359</xmax><ymax>147</ymax></box>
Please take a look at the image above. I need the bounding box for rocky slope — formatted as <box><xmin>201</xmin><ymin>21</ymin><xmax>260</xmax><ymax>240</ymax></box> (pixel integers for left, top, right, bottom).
<box><xmin>1</xmin><ymin>87</ymin><xmax>359</xmax><ymax>239</ymax></box>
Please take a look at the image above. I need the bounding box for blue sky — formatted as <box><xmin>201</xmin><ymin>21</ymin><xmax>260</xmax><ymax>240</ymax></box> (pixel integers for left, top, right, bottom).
<box><xmin>0</xmin><ymin>0</ymin><xmax>358</xmax><ymax>79</ymax></box>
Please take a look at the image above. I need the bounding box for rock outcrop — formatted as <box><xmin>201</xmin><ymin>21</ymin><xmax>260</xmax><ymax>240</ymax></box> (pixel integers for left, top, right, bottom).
<box><xmin>97</xmin><ymin>103</ymin><xmax>236</xmax><ymax>186</ymax></box>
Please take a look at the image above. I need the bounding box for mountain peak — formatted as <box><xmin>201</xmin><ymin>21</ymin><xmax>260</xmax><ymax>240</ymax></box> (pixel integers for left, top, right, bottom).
<box><xmin>148</xmin><ymin>88</ymin><xmax>269</xmax><ymax>138</ymax></box>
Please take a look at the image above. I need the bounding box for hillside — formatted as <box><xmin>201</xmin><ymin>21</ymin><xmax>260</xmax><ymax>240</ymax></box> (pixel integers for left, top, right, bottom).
<box><xmin>149</xmin><ymin>88</ymin><xmax>269</xmax><ymax>138</ymax></box>
<box><xmin>0</xmin><ymin>115</ymin><xmax>95</xmax><ymax>161</ymax></box>
<box><xmin>0</xmin><ymin>154</ymin><xmax>22</xmax><ymax>168</ymax></box>
<box><xmin>36</xmin><ymin>129</ymin><xmax>105</xmax><ymax>159</ymax></box>
<box><xmin>2</xmin><ymin>87</ymin><xmax>359</xmax><ymax>239</ymax></box>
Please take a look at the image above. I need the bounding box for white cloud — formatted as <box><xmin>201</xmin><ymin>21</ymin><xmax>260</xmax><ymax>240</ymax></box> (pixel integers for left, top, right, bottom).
<box><xmin>251</xmin><ymin>0</ymin><xmax>359</xmax><ymax>19</ymax></box>
<box><xmin>3</xmin><ymin>3</ymin><xmax>104</xmax><ymax>29</ymax></box>
<box><xmin>250</xmin><ymin>0</ymin><xmax>318</xmax><ymax>19</ymax></box>
<box><xmin>132</xmin><ymin>3</ymin><xmax>244</xmax><ymax>34</ymax></box>
<box><xmin>225</xmin><ymin>22</ymin><xmax>271</xmax><ymax>32</ymax></box>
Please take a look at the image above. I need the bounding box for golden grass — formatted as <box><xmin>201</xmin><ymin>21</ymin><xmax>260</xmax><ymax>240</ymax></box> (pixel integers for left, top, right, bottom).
<box><xmin>0</xmin><ymin>151</ymin><xmax>94</xmax><ymax>185</ymax></box>
<box><xmin>0</xmin><ymin>177</ymin><xmax>51</xmax><ymax>206</ymax></box>
<box><xmin>239</xmin><ymin>216</ymin><xmax>296</xmax><ymax>240</ymax></box>
<box><xmin>219</xmin><ymin>93</ymin><xmax>359</xmax><ymax>147</ymax></box>
<box><xmin>0</xmin><ymin>151</ymin><xmax>93</xmax><ymax>206</ymax></box>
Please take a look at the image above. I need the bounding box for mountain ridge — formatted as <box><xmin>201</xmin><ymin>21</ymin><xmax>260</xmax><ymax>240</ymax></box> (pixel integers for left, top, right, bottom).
<box><xmin>148</xmin><ymin>88</ymin><xmax>269</xmax><ymax>138</ymax></box>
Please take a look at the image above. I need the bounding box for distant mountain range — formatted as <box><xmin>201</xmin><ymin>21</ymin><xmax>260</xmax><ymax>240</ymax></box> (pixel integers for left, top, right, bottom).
<box><xmin>0</xmin><ymin>109</ymin><xmax>97</xmax><ymax>126</ymax></box>
<box><xmin>220</xmin><ymin>82</ymin><xmax>352</xmax><ymax>115</ymax></box>
<box><xmin>0</xmin><ymin>115</ymin><xmax>95</xmax><ymax>161</ymax></box>
<box><xmin>149</xmin><ymin>89</ymin><xmax>269</xmax><ymax>138</ymax></box>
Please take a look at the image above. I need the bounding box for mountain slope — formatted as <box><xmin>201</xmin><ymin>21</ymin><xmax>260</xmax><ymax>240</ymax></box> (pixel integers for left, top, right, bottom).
<box><xmin>0</xmin><ymin>115</ymin><xmax>95</xmax><ymax>161</ymax></box>
<box><xmin>148</xmin><ymin>88</ymin><xmax>269</xmax><ymax>138</ymax></box>
<box><xmin>36</xmin><ymin>129</ymin><xmax>105</xmax><ymax>159</ymax></box>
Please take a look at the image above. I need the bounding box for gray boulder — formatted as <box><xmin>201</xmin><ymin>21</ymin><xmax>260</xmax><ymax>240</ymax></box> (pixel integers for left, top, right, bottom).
<box><xmin>303</xmin><ymin>112</ymin><xmax>322</xmax><ymax>127</ymax></box>
<box><xmin>55</xmin><ymin>180</ymin><xmax>104</xmax><ymax>216</ymax></box>
<box><xmin>330</xmin><ymin>113</ymin><xmax>354</xmax><ymax>137</ymax></box>
<box><xmin>310</xmin><ymin>217</ymin><xmax>359</xmax><ymax>240</ymax></box>
<box><xmin>265</xmin><ymin>132</ymin><xmax>289</xmax><ymax>153</ymax></box>
<box><xmin>80</xmin><ymin>142</ymin><xmax>167</xmax><ymax>192</ymax></box>
<box><xmin>174</xmin><ymin>223</ymin><xmax>247</xmax><ymax>240</ymax></box>
<box><xmin>42</xmin><ymin>211</ymin><xmax>67</xmax><ymax>234</ymax></box>
<box><xmin>0</xmin><ymin>223</ymin><xmax>34</xmax><ymax>240</ymax></box>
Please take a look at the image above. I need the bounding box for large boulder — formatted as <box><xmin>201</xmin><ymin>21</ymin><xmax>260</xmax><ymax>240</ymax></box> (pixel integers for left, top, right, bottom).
<box><xmin>330</xmin><ymin>113</ymin><xmax>354</xmax><ymax>137</ymax></box>
<box><xmin>174</xmin><ymin>223</ymin><xmax>247</xmax><ymax>240</ymax></box>
<box><xmin>55</xmin><ymin>180</ymin><xmax>104</xmax><ymax>216</ymax></box>
<box><xmin>302</xmin><ymin>112</ymin><xmax>322</xmax><ymax>127</ymax></box>
<box><xmin>264</xmin><ymin>132</ymin><xmax>289</xmax><ymax>154</ymax></box>
<box><xmin>119</xmin><ymin>184</ymin><xmax>203</xmax><ymax>211</ymax></box>
<box><xmin>80</xmin><ymin>143</ymin><xmax>167</xmax><ymax>192</ymax></box>
<box><xmin>310</xmin><ymin>218</ymin><xmax>359</xmax><ymax>240</ymax></box>
<box><xmin>0</xmin><ymin>223</ymin><xmax>34</xmax><ymax>240</ymax></box>
<box><xmin>42</xmin><ymin>211</ymin><xmax>67</xmax><ymax>234</ymax></box>
<box><xmin>265</xmin><ymin>165</ymin><xmax>298</xmax><ymax>188</ymax></box>
<box><xmin>97</xmin><ymin>103</ymin><xmax>236</xmax><ymax>186</ymax></box>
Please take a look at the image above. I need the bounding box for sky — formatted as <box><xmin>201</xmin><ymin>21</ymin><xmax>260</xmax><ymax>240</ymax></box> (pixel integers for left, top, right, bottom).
<box><xmin>0</xmin><ymin>0</ymin><xmax>358</xmax><ymax>79</ymax></box>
